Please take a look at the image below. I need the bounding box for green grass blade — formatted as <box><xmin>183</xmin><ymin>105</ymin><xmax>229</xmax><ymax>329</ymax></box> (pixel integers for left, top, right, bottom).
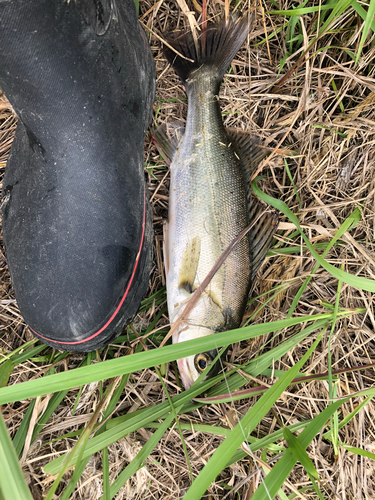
<box><xmin>271</xmin><ymin>207</ymin><xmax>360</xmax><ymax>329</ymax></box>
<box><xmin>183</xmin><ymin>330</ymin><xmax>324</xmax><ymax>499</ymax></box>
<box><xmin>45</xmin><ymin>425</ymin><xmax>91</xmax><ymax>500</ymax></box>
<box><xmin>324</xmin><ymin>395</ymin><xmax>374</xmax><ymax>440</ymax></box>
<box><xmin>0</xmin><ymin>311</ymin><xmax>358</xmax><ymax>405</ymax></box>
<box><xmin>331</xmin><ymin>78</ymin><xmax>345</xmax><ymax>112</ymax></box>
<box><xmin>0</xmin><ymin>359</ymin><xmax>14</xmax><ymax>388</ymax></box>
<box><xmin>11</xmin><ymin>344</ymin><xmax>47</xmax><ymax>365</ymax></box>
<box><xmin>253</xmin><ymin>182</ymin><xmax>375</xmax><ymax>292</ymax></box>
<box><xmin>250</xmin><ymin>397</ymin><xmax>349</xmax><ymax>500</ymax></box>
<box><xmin>105</xmin><ymin>409</ymin><xmax>178</xmax><ymax>499</ymax></box>
<box><xmin>33</xmin><ymin>353</ymin><xmax>99</xmax><ymax>443</ymax></box>
<box><xmin>102</xmin><ymin>447</ymin><xmax>110</xmax><ymax>500</ymax></box>
<box><xmin>32</xmin><ymin>390</ymin><xmax>69</xmax><ymax>442</ymax></box>
<box><xmin>12</xmin><ymin>400</ymin><xmax>36</xmax><ymax>458</ymax></box>
<box><xmin>284</xmin><ymin>159</ymin><xmax>301</xmax><ymax>209</ymax></box>
<box><xmin>328</xmin><ymin>263</ymin><xmax>344</xmax><ymax>455</ymax></box>
<box><xmin>47</xmin><ymin>361</ymin><xmax>309</xmax><ymax>476</ymax></box>
<box><xmin>208</xmin><ymin>319</ymin><xmax>330</xmax><ymax>398</ymax></box>
<box><xmin>133</xmin><ymin>0</ymin><xmax>139</xmax><ymax>16</ymax></box>
<box><xmin>101</xmin><ymin>374</ymin><xmax>130</xmax><ymax>420</ymax></box>
<box><xmin>44</xmin><ymin>377</ymin><xmax>224</xmax><ymax>474</ymax></box>
<box><xmin>261</xmin><ymin>461</ymin><xmax>289</xmax><ymax>500</ymax></box>
<box><xmin>309</xmin><ymin>478</ymin><xmax>325</xmax><ymax>500</ymax></box>
<box><xmin>352</xmin><ymin>1</ymin><xmax>375</xmax><ymax>33</ymax></box>
<box><xmin>151</xmin><ymin>419</ymin><xmax>309</xmax><ymax>453</ymax></box>
<box><xmin>316</xmin><ymin>0</ymin><xmax>354</xmax><ymax>38</ymax></box>
<box><xmin>356</xmin><ymin>0</ymin><xmax>375</xmax><ymax>62</ymax></box>
<box><xmin>267</xmin><ymin>4</ymin><xmax>333</xmax><ymax>16</ymax></box>
<box><xmin>156</xmin><ymin>366</ymin><xmax>193</xmax><ymax>481</ymax></box>
<box><xmin>59</xmin><ymin>457</ymin><xmax>91</xmax><ymax>500</ymax></box>
<box><xmin>340</xmin><ymin>443</ymin><xmax>375</xmax><ymax>460</ymax></box>
<box><xmin>283</xmin><ymin>427</ymin><xmax>318</xmax><ymax>479</ymax></box>
<box><xmin>0</xmin><ymin>339</ymin><xmax>39</xmax><ymax>366</ymax></box>
<box><xmin>224</xmin><ymin>420</ymin><xmax>311</xmax><ymax>467</ymax></box>
<box><xmin>0</xmin><ymin>412</ymin><xmax>33</xmax><ymax>500</ymax></box>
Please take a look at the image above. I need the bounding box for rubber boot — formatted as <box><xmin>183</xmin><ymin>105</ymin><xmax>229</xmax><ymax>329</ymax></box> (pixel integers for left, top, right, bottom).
<box><xmin>0</xmin><ymin>0</ymin><xmax>155</xmax><ymax>351</ymax></box>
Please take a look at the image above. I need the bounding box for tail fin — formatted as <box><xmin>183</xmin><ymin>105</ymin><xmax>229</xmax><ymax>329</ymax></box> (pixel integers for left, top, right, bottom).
<box><xmin>164</xmin><ymin>13</ymin><xmax>254</xmax><ymax>86</ymax></box>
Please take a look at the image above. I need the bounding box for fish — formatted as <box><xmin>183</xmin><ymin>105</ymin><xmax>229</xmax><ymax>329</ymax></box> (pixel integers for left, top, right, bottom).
<box><xmin>154</xmin><ymin>13</ymin><xmax>279</xmax><ymax>390</ymax></box>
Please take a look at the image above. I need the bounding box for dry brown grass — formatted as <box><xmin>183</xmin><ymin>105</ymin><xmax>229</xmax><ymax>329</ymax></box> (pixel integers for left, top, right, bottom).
<box><xmin>1</xmin><ymin>0</ymin><xmax>375</xmax><ymax>498</ymax></box>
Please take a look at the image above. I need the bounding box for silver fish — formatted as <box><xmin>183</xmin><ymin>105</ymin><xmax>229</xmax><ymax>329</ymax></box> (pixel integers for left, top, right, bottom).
<box><xmin>155</xmin><ymin>14</ymin><xmax>279</xmax><ymax>389</ymax></box>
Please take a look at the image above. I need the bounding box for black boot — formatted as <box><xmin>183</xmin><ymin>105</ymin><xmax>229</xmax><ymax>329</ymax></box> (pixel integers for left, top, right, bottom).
<box><xmin>0</xmin><ymin>0</ymin><xmax>155</xmax><ymax>352</ymax></box>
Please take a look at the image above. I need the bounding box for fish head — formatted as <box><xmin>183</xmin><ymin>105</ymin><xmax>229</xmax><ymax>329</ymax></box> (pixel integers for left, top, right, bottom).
<box><xmin>176</xmin><ymin>326</ymin><xmax>221</xmax><ymax>390</ymax></box>
<box><xmin>177</xmin><ymin>349</ymin><xmax>220</xmax><ymax>390</ymax></box>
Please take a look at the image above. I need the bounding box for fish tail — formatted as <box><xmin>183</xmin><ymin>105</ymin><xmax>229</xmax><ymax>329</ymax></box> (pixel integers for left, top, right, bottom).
<box><xmin>164</xmin><ymin>12</ymin><xmax>254</xmax><ymax>86</ymax></box>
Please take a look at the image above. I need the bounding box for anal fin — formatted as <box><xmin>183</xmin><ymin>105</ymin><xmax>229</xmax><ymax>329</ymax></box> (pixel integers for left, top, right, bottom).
<box><xmin>249</xmin><ymin>198</ymin><xmax>279</xmax><ymax>281</ymax></box>
<box><xmin>226</xmin><ymin>129</ymin><xmax>271</xmax><ymax>185</ymax></box>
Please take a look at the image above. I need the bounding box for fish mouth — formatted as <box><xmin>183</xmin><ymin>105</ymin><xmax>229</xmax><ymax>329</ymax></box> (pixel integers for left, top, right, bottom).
<box><xmin>177</xmin><ymin>358</ymin><xmax>195</xmax><ymax>390</ymax></box>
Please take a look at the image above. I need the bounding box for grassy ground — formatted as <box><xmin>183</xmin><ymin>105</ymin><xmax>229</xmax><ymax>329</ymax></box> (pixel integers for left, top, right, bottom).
<box><xmin>1</xmin><ymin>0</ymin><xmax>375</xmax><ymax>498</ymax></box>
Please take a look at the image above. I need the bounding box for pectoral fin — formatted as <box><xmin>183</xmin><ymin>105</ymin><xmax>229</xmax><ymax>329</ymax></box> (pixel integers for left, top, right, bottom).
<box><xmin>205</xmin><ymin>289</ymin><xmax>223</xmax><ymax>311</ymax></box>
<box><xmin>178</xmin><ymin>236</ymin><xmax>201</xmax><ymax>293</ymax></box>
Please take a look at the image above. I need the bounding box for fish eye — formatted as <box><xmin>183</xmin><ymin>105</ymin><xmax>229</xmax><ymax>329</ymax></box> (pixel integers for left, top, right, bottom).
<box><xmin>198</xmin><ymin>358</ymin><xmax>206</xmax><ymax>370</ymax></box>
<box><xmin>195</xmin><ymin>353</ymin><xmax>210</xmax><ymax>372</ymax></box>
